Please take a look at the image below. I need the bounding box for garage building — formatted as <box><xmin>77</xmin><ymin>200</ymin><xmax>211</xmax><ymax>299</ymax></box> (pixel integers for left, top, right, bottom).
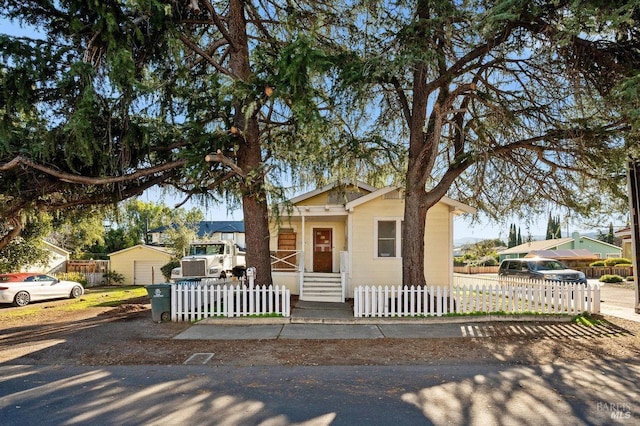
<box><xmin>109</xmin><ymin>245</ymin><xmax>173</xmax><ymax>285</ymax></box>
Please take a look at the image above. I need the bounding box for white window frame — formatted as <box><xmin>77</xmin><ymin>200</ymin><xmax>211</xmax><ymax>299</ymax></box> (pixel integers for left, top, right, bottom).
<box><xmin>374</xmin><ymin>218</ymin><xmax>403</xmax><ymax>259</ymax></box>
<box><xmin>220</xmin><ymin>232</ymin><xmax>235</xmax><ymax>241</ymax></box>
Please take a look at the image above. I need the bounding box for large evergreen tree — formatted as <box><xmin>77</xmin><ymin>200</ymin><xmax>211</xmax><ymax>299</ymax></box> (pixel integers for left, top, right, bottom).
<box><xmin>334</xmin><ymin>1</ymin><xmax>638</xmax><ymax>285</ymax></box>
<box><xmin>0</xmin><ymin>1</ymin><xmax>341</xmax><ymax>284</ymax></box>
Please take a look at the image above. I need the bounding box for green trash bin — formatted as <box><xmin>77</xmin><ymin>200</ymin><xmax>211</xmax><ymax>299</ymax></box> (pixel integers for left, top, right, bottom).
<box><xmin>146</xmin><ymin>283</ymin><xmax>172</xmax><ymax>322</ymax></box>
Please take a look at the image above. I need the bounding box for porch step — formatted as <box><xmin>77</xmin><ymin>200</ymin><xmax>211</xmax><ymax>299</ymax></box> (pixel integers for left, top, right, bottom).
<box><xmin>302</xmin><ymin>273</ymin><xmax>343</xmax><ymax>303</ymax></box>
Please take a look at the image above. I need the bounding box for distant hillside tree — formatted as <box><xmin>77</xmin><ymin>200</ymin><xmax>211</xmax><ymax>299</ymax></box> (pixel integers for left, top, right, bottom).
<box><xmin>597</xmin><ymin>222</ymin><xmax>616</xmax><ymax>245</ymax></box>
<box><xmin>546</xmin><ymin>214</ymin><xmax>562</xmax><ymax>239</ymax></box>
<box><xmin>508</xmin><ymin>224</ymin><xmax>517</xmax><ymax>248</ymax></box>
<box><xmin>517</xmin><ymin>228</ymin><xmax>523</xmax><ymax>245</ymax></box>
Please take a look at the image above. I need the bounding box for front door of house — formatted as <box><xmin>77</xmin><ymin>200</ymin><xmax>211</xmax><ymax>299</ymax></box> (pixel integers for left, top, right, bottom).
<box><xmin>313</xmin><ymin>228</ymin><xmax>333</xmax><ymax>273</ymax></box>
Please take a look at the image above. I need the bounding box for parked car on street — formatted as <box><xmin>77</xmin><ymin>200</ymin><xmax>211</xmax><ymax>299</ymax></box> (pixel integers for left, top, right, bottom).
<box><xmin>498</xmin><ymin>258</ymin><xmax>587</xmax><ymax>284</ymax></box>
<box><xmin>0</xmin><ymin>273</ymin><xmax>84</xmax><ymax>307</ymax></box>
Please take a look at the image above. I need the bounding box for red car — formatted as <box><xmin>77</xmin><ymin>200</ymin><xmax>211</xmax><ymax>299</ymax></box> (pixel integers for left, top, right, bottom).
<box><xmin>0</xmin><ymin>273</ymin><xmax>84</xmax><ymax>307</ymax></box>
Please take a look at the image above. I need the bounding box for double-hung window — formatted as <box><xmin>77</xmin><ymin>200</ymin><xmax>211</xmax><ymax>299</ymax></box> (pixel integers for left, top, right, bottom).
<box><xmin>375</xmin><ymin>219</ymin><xmax>403</xmax><ymax>258</ymax></box>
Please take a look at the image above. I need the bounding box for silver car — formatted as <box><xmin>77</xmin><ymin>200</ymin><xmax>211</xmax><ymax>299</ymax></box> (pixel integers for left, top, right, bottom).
<box><xmin>0</xmin><ymin>273</ymin><xmax>84</xmax><ymax>307</ymax></box>
<box><xmin>498</xmin><ymin>258</ymin><xmax>587</xmax><ymax>284</ymax></box>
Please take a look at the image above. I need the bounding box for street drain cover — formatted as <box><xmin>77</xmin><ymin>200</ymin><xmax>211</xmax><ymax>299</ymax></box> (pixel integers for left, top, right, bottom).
<box><xmin>184</xmin><ymin>353</ymin><xmax>215</xmax><ymax>365</ymax></box>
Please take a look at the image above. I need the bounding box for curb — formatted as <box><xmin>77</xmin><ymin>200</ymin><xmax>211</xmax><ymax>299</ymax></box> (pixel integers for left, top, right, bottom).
<box><xmin>195</xmin><ymin>314</ymin><xmax>575</xmax><ymax>326</ymax></box>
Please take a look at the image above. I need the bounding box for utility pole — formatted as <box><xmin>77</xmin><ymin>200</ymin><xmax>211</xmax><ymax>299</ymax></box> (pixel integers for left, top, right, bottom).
<box><xmin>628</xmin><ymin>157</ymin><xmax>640</xmax><ymax>313</ymax></box>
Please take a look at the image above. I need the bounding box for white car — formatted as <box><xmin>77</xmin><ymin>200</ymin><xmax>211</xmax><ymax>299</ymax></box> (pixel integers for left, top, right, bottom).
<box><xmin>0</xmin><ymin>273</ymin><xmax>84</xmax><ymax>307</ymax></box>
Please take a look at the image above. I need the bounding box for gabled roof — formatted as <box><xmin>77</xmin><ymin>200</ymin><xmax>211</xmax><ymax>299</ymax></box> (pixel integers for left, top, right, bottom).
<box><xmin>343</xmin><ymin>186</ymin><xmax>475</xmax><ymax>215</ymax></box>
<box><xmin>344</xmin><ymin>186</ymin><xmax>399</xmax><ymax>210</ymax></box>
<box><xmin>109</xmin><ymin>244</ymin><xmax>174</xmax><ymax>257</ymax></box>
<box><xmin>498</xmin><ymin>233</ymin><xmax>622</xmax><ymax>256</ymax></box>
<box><xmin>578</xmin><ymin>235</ymin><xmax>622</xmax><ymax>250</ymax></box>
<box><xmin>614</xmin><ymin>227</ymin><xmax>631</xmax><ymax>238</ymax></box>
<box><xmin>285</xmin><ymin>180</ymin><xmax>475</xmax><ymax>215</ymax></box>
<box><xmin>194</xmin><ymin>221</ymin><xmax>244</xmax><ymax>237</ymax></box>
<box><xmin>439</xmin><ymin>196</ymin><xmax>477</xmax><ymax>215</ymax></box>
<box><xmin>42</xmin><ymin>240</ymin><xmax>71</xmax><ymax>255</ymax></box>
<box><xmin>498</xmin><ymin>238</ymin><xmax>573</xmax><ymax>255</ymax></box>
<box><xmin>288</xmin><ymin>180</ymin><xmax>378</xmax><ymax>205</ymax></box>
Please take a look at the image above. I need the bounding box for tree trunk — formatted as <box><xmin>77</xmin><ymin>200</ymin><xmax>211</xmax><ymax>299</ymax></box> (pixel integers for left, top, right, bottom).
<box><xmin>402</xmin><ymin>177</ymin><xmax>428</xmax><ymax>287</ymax></box>
<box><xmin>402</xmin><ymin>35</ymin><xmax>431</xmax><ymax>287</ymax></box>
<box><xmin>228</xmin><ymin>0</ymin><xmax>273</xmax><ymax>285</ymax></box>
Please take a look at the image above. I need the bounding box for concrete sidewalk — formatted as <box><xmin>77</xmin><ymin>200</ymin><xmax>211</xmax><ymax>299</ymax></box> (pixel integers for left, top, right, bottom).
<box><xmin>172</xmin><ymin>300</ymin><xmax>630</xmax><ymax>341</ymax></box>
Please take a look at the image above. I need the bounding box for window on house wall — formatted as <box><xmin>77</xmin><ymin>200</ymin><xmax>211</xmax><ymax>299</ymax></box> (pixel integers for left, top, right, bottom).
<box><xmin>376</xmin><ymin>219</ymin><xmax>403</xmax><ymax>258</ymax></box>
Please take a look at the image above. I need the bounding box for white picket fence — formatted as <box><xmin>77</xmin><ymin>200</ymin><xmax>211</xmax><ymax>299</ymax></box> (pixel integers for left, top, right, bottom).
<box><xmin>171</xmin><ymin>277</ymin><xmax>291</xmax><ymax>322</ymax></box>
<box><xmin>354</xmin><ymin>276</ymin><xmax>600</xmax><ymax>318</ymax></box>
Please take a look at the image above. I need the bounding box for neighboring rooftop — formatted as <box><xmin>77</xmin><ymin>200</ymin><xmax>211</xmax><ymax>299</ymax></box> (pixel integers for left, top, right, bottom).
<box><xmin>150</xmin><ymin>221</ymin><xmax>245</xmax><ymax>238</ymax></box>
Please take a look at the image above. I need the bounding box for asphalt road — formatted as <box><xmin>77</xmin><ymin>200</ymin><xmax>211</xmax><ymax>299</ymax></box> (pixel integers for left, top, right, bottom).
<box><xmin>1</xmin><ymin>360</ymin><xmax>639</xmax><ymax>426</ymax></box>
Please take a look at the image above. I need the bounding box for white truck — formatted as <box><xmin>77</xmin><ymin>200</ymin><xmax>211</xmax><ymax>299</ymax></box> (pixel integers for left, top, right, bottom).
<box><xmin>170</xmin><ymin>240</ymin><xmax>246</xmax><ymax>281</ymax></box>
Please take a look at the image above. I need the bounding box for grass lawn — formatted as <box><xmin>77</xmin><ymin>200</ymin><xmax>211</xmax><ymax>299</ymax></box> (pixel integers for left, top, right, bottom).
<box><xmin>0</xmin><ymin>286</ymin><xmax>149</xmax><ymax>320</ymax></box>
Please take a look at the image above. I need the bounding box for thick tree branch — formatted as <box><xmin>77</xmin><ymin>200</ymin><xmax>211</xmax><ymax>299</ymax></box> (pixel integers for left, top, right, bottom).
<box><xmin>178</xmin><ymin>33</ymin><xmax>234</xmax><ymax>77</ymax></box>
<box><xmin>0</xmin><ymin>156</ymin><xmax>187</xmax><ymax>185</ymax></box>
<box><xmin>0</xmin><ymin>217</ymin><xmax>23</xmax><ymax>252</ymax></box>
<box><xmin>205</xmin><ymin>151</ymin><xmax>246</xmax><ymax>177</ymax></box>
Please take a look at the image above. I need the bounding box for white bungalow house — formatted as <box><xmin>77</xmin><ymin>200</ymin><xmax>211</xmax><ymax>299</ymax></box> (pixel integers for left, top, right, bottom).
<box><xmin>268</xmin><ymin>181</ymin><xmax>475</xmax><ymax>302</ymax></box>
<box><xmin>22</xmin><ymin>240</ymin><xmax>70</xmax><ymax>274</ymax></box>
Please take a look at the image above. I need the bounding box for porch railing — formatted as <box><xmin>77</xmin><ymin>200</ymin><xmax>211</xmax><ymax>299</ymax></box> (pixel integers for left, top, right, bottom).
<box><xmin>270</xmin><ymin>250</ymin><xmax>302</xmax><ymax>271</ymax></box>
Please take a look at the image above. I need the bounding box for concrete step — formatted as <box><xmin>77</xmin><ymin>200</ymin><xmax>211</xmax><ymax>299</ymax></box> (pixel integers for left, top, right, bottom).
<box><xmin>301</xmin><ymin>294</ymin><xmax>343</xmax><ymax>303</ymax></box>
<box><xmin>303</xmin><ymin>275</ymin><xmax>341</xmax><ymax>283</ymax></box>
<box><xmin>303</xmin><ymin>282</ymin><xmax>342</xmax><ymax>288</ymax></box>
<box><xmin>302</xmin><ymin>285</ymin><xmax>343</xmax><ymax>303</ymax></box>
<box><xmin>302</xmin><ymin>273</ymin><xmax>343</xmax><ymax>302</ymax></box>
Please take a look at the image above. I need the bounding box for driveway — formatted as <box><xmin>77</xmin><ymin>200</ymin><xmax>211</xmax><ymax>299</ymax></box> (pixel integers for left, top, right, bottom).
<box><xmin>596</xmin><ymin>280</ymin><xmax>640</xmax><ymax>322</ymax></box>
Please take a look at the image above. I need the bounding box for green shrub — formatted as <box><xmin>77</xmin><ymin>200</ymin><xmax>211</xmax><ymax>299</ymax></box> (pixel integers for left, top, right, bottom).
<box><xmin>603</xmin><ymin>258</ymin><xmax>632</xmax><ymax>267</ymax></box>
<box><xmin>57</xmin><ymin>272</ymin><xmax>87</xmax><ymax>286</ymax></box>
<box><xmin>627</xmin><ymin>276</ymin><xmax>636</xmax><ymax>282</ymax></box>
<box><xmin>479</xmin><ymin>257</ymin><xmax>498</xmax><ymax>266</ymax></box>
<box><xmin>161</xmin><ymin>261</ymin><xmax>180</xmax><ymax>281</ymax></box>
<box><xmin>103</xmin><ymin>271</ymin><xmax>125</xmax><ymax>285</ymax></box>
<box><xmin>599</xmin><ymin>274</ymin><xmax>624</xmax><ymax>283</ymax></box>
<box><xmin>589</xmin><ymin>260</ymin><xmax>606</xmax><ymax>267</ymax></box>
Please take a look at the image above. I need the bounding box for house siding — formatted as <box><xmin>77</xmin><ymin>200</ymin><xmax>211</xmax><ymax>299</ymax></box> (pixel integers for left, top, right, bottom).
<box><xmin>349</xmin><ymin>197</ymin><xmax>404</xmax><ymax>288</ymax></box>
<box><xmin>348</xmin><ymin>198</ymin><xmax>453</xmax><ymax>288</ymax></box>
<box><xmin>572</xmin><ymin>238</ymin><xmax>621</xmax><ymax>259</ymax></box>
<box><xmin>424</xmin><ymin>203</ymin><xmax>454</xmax><ymax>286</ymax></box>
<box><xmin>622</xmin><ymin>240</ymin><xmax>633</xmax><ymax>260</ymax></box>
<box><xmin>499</xmin><ymin>234</ymin><xmax>621</xmax><ymax>260</ymax></box>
